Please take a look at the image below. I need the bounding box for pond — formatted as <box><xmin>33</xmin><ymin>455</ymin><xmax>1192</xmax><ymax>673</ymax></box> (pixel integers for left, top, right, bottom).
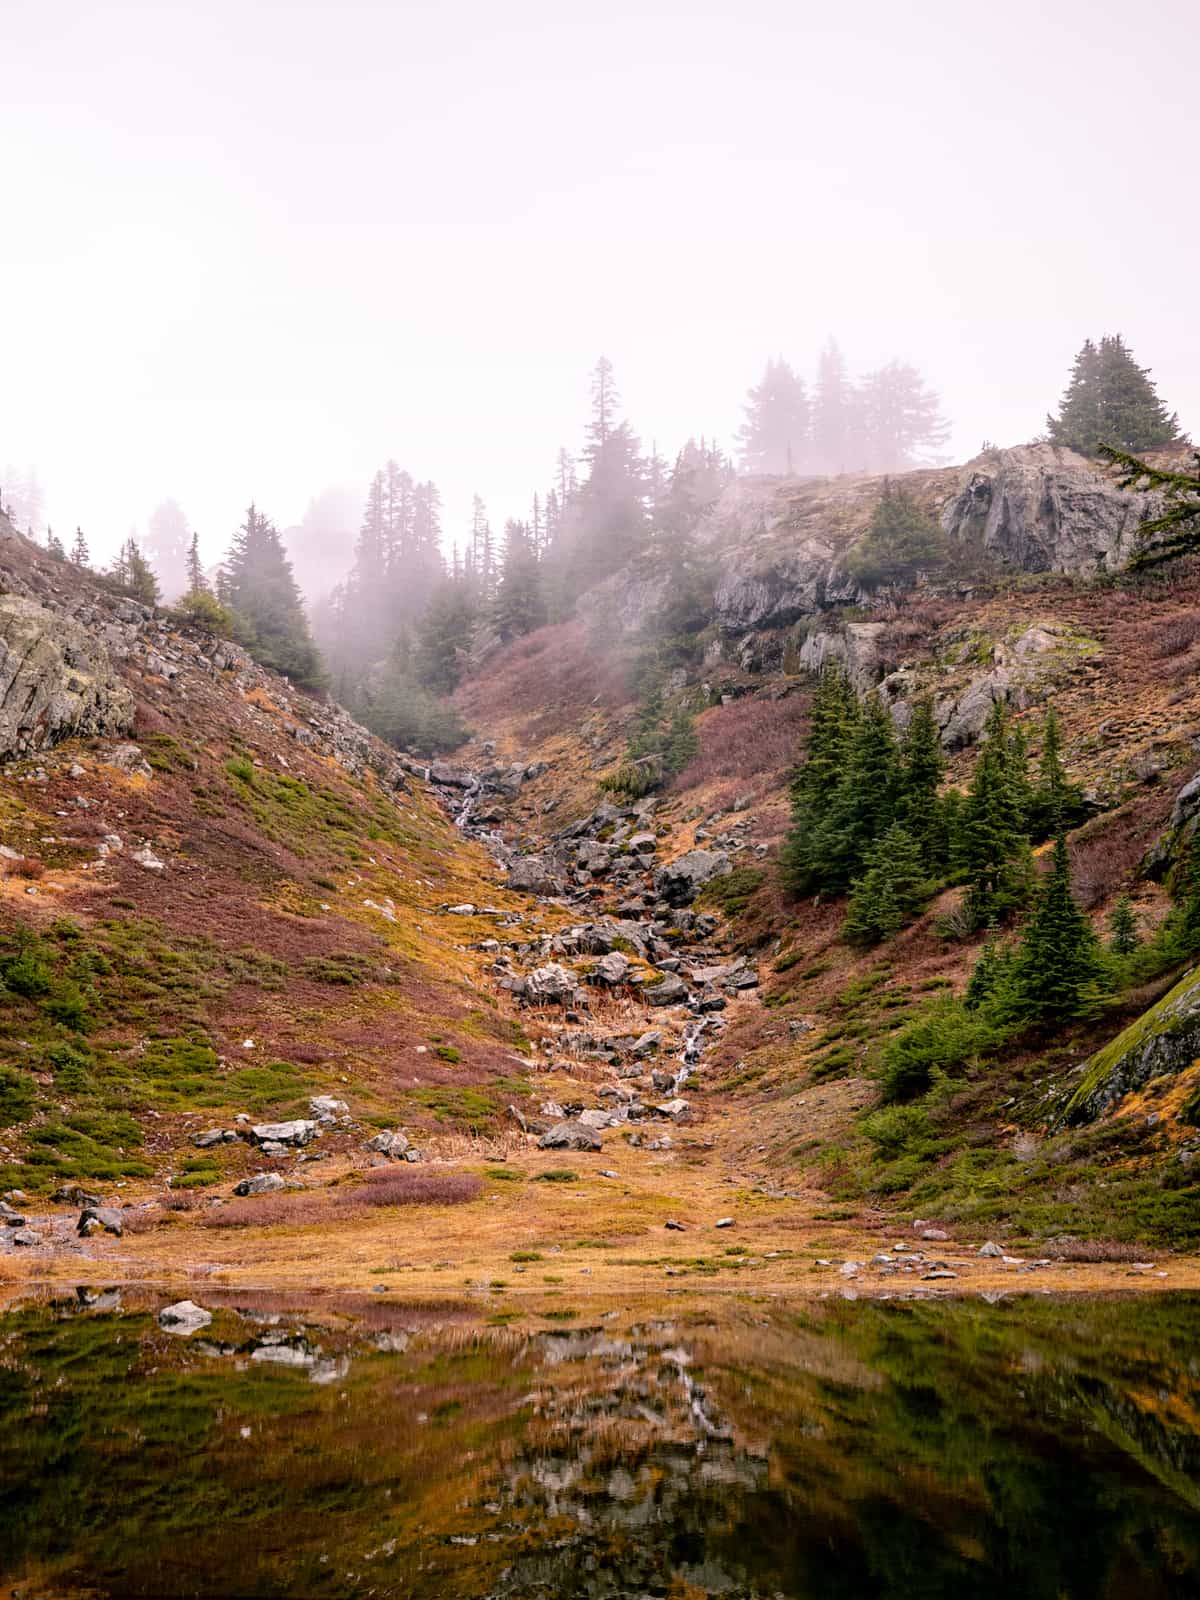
<box><xmin>1</xmin><ymin>1289</ymin><xmax>1198</xmax><ymax>1597</ymax></box>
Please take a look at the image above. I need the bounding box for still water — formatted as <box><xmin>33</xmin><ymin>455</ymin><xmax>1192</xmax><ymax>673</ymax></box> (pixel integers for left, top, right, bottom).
<box><xmin>1</xmin><ymin>1289</ymin><xmax>1198</xmax><ymax>1598</ymax></box>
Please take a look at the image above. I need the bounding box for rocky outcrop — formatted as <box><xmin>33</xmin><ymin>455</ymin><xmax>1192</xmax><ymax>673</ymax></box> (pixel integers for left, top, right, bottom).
<box><xmin>653</xmin><ymin>849</ymin><xmax>732</xmax><ymax>907</ymax></box>
<box><xmin>0</xmin><ymin>594</ymin><xmax>134</xmax><ymax>759</ymax></box>
<box><xmin>940</xmin><ymin>445</ymin><xmax>1164</xmax><ymax>574</ymax></box>
<box><xmin>1063</xmin><ymin>967</ymin><xmax>1200</xmax><ymax>1124</ymax></box>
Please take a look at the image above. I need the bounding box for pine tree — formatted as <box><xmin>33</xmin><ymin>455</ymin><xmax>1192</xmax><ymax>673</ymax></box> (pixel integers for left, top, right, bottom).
<box><xmin>185</xmin><ymin>531</ymin><xmax>207</xmax><ymax>594</ymax></box>
<box><xmin>1005</xmin><ymin>832</ymin><xmax>1104</xmax><ymax>1023</ymax></box>
<box><xmin>1048</xmin><ymin>334</ymin><xmax>1183</xmax><ymax>456</ymax></box>
<box><xmin>69</xmin><ymin>527</ymin><xmax>90</xmax><ymax>567</ymax></box>
<box><xmin>414</xmin><ymin>576</ymin><xmax>477</xmax><ymax>693</ymax></box>
<box><xmin>110</xmin><ymin>536</ymin><xmax>159</xmax><ymax>604</ymax></box>
<box><xmin>959</xmin><ymin>705</ymin><xmax>1033</xmax><ymax>928</ymax></box>
<box><xmin>737</xmin><ymin>358</ymin><xmax>810</xmax><ymax>475</ymax></box>
<box><xmin>492</xmin><ymin>520</ymin><xmax>546</xmax><ymax>642</ymax></box>
<box><xmin>816</xmin><ymin>692</ymin><xmax>900</xmax><ymax>891</ymax></box>
<box><xmin>855</xmin><ymin>360</ymin><xmax>949</xmax><ymax>473</ymax></box>
<box><xmin>846</xmin><ymin>481</ymin><xmax>952</xmax><ymax>589</ymax></box>
<box><xmin>897</xmin><ymin>695</ymin><xmax>946</xmax><ymax>867</ymax></box>
<box><xmin>842</xmin><ymin>822</ymin><xmax>931</xmax><ymax>945</ymax></box>
<box><xmin>45</xmin><ymin>526</ymin><xmax>65</xmax><ymax>559</ymax></box>
<box><xmin>145</xmin><ymin>498</ymin><xmax>191</xmax><ymax>600</ymax></box>
<box><xmin>219</xmin><ymin>505</ymin><xmax>322</xmax><ymax>687</ymax></box>
<box><xmin>964</xmin><ymin>926</ymin><xmax>1012</xmax><ymax>1011</ymax></box>
<box><xmin>812</xmin><ymin>338</ymin><xmax>852</xmax><ymax>474</ymax></box>
<box><xmin>1028</xmin><ymin>708</ymin><xmax>1086</xmax><ymax>840</ymax></box>
<box><xmin>1108</xmin><ymin>896</ymin><xmax>1140</xmax><ymax>956</ymax></box>
<box><xmin>780</xmin><ymin>667</ymin><xmax>861</xmax><ymax>896</ymax></box>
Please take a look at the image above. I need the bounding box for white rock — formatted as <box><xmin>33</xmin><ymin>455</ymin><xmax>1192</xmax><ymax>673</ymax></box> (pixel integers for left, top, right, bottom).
<box><xmin>159</xmin><ymin>1300</ymin><xmax>213</xmax><ymax>1335</ymax></box>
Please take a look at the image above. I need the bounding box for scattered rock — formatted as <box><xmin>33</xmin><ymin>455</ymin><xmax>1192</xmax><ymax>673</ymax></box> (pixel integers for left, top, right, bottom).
<box><xmin>11</xmin><ymin>1228</ymin><xmax>41</xmax><ymax>1247</ymax></box>
<box><xmin>979</xmin><ymin>1240</ymin><xmax>1003</xmax><ymax>1258</ymax></box>
<box><xmin>309</xmin><ymin>1095</ymin><xmax>349</xmax><ymax>1124</ymax></box>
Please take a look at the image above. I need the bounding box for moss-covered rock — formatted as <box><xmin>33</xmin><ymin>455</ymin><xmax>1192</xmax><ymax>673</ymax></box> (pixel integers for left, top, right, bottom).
<box><xmin>1063</xmin><ymin>966</ymin><xmax>1200</xmax><ymax>1124</ymax></box>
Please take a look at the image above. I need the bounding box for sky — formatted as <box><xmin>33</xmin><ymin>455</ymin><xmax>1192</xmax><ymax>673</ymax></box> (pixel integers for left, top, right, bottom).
<box><xmin>1</xmin><ymin>0</ymin><xmax>1197</xmax><ymax>573</ymax></box>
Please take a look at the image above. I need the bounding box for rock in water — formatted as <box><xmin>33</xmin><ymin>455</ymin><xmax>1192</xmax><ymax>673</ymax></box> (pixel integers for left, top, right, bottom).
<box><xmin>159</xmin><ymin>1300</ymin><xmax>213</xmax><ymax>1335</ymax></box>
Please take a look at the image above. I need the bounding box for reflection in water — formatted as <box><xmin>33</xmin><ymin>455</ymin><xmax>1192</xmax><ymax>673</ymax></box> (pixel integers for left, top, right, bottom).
<box><xmin>1</xmin><ymin>1290</ymin><xmax>1199</xmax><ymax>1597</ymax></box>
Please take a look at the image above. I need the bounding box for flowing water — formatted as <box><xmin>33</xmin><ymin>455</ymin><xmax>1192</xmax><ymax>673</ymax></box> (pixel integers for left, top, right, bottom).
<box><xmin>2</xmin><ymin>1289</ymin><xmax>1200</xmax><ymax>1597</ymax></box>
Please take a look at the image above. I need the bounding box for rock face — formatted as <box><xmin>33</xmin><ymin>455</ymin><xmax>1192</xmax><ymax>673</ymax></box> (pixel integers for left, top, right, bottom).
<box><xmin>939</xmin><ymin>445</ymin><xmax>1163</xmax><ymax>573</ymax></box>
<box><xmin>0</xmin><ymin>594</ymin><xmax>134</xmax><ymax>759</ymax></box>
<box><xmin>1064</xmin><ymin>967</ymin><xmax>1200</xmax><ymax>1124</ymax></box>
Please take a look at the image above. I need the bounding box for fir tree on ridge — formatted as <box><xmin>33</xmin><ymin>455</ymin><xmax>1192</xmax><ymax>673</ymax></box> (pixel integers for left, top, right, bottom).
<box><xmin>1047</xmin><ymin>334</ymin><xmax>1183</xmax><ymax>457</ymax></box>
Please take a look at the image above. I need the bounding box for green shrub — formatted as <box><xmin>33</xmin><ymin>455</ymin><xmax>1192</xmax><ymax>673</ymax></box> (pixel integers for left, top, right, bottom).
<box><xmin>878</xmin><ymin>997</ymin><xmax>1000</xmax><ymax>1103</ymax></box>
<box><xmin>0</xmin><ymin>1067</ymin><xmax>36</xmax><ymax>1127</ymax></box>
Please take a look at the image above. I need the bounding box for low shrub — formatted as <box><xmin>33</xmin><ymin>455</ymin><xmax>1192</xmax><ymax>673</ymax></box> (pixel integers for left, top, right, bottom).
<box><xmin>333</xmin><ymin>1169</ymin><xmax>482</xmax><ymax>1208</ymax></box>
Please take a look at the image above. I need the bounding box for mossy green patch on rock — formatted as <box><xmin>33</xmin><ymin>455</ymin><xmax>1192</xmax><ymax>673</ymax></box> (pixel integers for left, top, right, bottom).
<box><xmin>1064</xmin><ymin>966</ymin><xmax>1200</xmax><ymax>1125</ymax></box>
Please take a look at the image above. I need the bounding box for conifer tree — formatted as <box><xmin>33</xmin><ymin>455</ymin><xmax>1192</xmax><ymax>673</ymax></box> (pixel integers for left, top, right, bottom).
<box><xmin>414</xmin><ymin>576</ymin><xmax>478</xmax><ymax>693</ymax></box>
<box><xmin>111</xmin><ymin>536</ymin><xmax>160</xmax><ymax>604</ymax></box>
<box><xmin>812</xmin><ymin>338</ymin><xmax>852</xmax><ymax>475</ymax></box>
<box><xmin>1005</xmin><ymin>832</ymin><xmax>1104</xmax><ymax>1023</ymax></box>
<box><xmin>45</xmin><ymin>526</ymin><xmax>65</xmax><ymax>559</ymax></box>
<box><xmin>846</xmin><ymin>481</ymin><xmax>952</xmax><ymax>589</ymax></box>
<box><xmin>897</xmin><ymin>695</ymin><xmax>946</xmax><ymax>867</ymax></box>
<box><xmin>780</xmin><ymin>666</ymin><xmax>861</xmax><ymax>896</ymax></box>
<box><xmin>185</xmin><ymin>530</ymin><xmax>207</xmax><ymax>595</ymax></box>
<box><xmin>855</xmin><ymin>360</ymin><xmax>949</xmax><ymax>473</ymax></box>
<box><xmin>737</xmin><ymin>358</ymin><xmax>811</xmax><ymax>475</ymax></box>
<box><xmin>959</xmin><ymin>705</ymin><xmax>1032</xmax><ymax>928</ymax></box>
<box><xmin>964</xmin><ymin>926</ymin><xmax>1012</xmax><ymax>1011</ymax></box>
<box><xmin>1047</xmin><ymin>334</ymin><xmax>1183</xmax><ymax>456</ymax></box>
<box><xmin>492</xmin><ymin>520</ymin><xmax>546</xmax><ymax>642</ymax></box>
<box><xmin>69</xmin><ymin>527</ymin><xmax>90</xmax><ymax>567</ymax></box>
<box><xmin>842</xmin><ymin>822</ymin><xmax>930</xmax><ymax>946</ymax></box>
<box><xmin>219</xmin><ymin>505</ymin><xmax>322</xmax><ymax>687</ymax></box>
<box><xmin>816</xmin><ymin>692</ymin><xmax>900</xmax><ymax>891</ymax></box>
<box><xmin>1108</xmin><ymin>895</ymin><xmax>1140</xmax><ymax>956</ymax></box>
<box><xmin>1028</xmin><ymin>708</ymin><xmax>1085</xmax><ymax>840</ymax></box>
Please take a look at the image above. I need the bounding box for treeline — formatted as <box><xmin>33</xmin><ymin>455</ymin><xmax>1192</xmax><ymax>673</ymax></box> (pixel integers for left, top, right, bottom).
<box><xmin>319</xmin><ymin>358</ymin><xmax>733</xmax><ymax>752</ymax></box>
<box><xmin>737</xmin><ymin>339</ymin><xmax>949</xmax><ymax>477</ymax></box>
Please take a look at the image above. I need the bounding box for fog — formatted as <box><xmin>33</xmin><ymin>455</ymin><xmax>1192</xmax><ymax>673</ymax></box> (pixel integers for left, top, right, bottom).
<box><xmin>1</xmin><ymin>0</ymin><xmax>1196</xmax><ymax>568</ymax></box>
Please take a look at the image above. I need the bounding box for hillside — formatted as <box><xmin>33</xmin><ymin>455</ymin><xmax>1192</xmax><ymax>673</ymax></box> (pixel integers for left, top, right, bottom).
<box><xmin>2</xmin><ymin>442</ymin><xmax>1200</xmax><ymax>1304</ymax></box>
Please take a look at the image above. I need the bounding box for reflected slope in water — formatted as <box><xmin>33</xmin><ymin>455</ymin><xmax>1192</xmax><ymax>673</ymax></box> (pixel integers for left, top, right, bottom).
<box><xmin>1</xmin><ymin>1291</ymin><xmax>1199</xmax><ymax>1597</ymax></box>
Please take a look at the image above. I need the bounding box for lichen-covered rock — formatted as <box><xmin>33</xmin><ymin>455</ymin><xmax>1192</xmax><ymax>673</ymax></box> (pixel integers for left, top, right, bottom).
<box><xmin>538</xmin><ymin>1120</ymin><xmax>603</xmax><ymax>1151</ymax></box>
<box><xmin>0</xmin><ymin>594</ymin><xmax>134</xmax><ymax>759</ymax></box>
<box><xmin>1144</xmin><ymin>773</ymin><xmax>1200</xmax><ymax>880</ymax></box>
<box><xmin>1063</xmin><ymin>967</ymin><xmax>1200</xmax><ymax>1124</ymax></box>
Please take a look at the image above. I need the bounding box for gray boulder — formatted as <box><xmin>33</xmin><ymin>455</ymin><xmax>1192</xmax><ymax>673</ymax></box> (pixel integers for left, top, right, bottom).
<box><xmin>309</xmin><ymin>1095</ymin><xmax>349</xmax><ymax>1124</ymax></box>
<box><xmin>365</xmin><ymin>1129</ymin><xmax>410</xmax><ymax>1159</ymax></box>
<box><xmin>507</xmin><ymin>854</ymin><xmax>566</xmax><ymax>896</ymax></box>
<box><xmin>591</xmin><ymin>951</ymin><xmax>631</xmax><ymax>986</ymax></box>
<box><xmin>233</xmin><ymin>1172</ymin><xmax>286</xmax><ymax>1197</ymax></box>
<box><xmin>192</xmin><ymin>1127</ymin><xmax>235</xmax><ymax>1149</ymax></box>
<box><xmin>249</xmin><ymin>1119</ymin><xmax>318</xmax><ymax>1147</ymax></box>
<box><xmin>538</xmin><ymin>1121</ymin><xmax>603</xmax><ymax>1152</ymax></box>
<box><xmin>11</xmin><ymin>1228</ymin><xmax>42</xmax><ymax>1247</ymax></box>
<box><xmin>77</xmin><ymin>1205</ymin><xmax>124</xmax><ymax>1237</ymax></box>
<box><xmin>523</xmin><ymin>963</ymin><xmax>579</xmax><ymax>1006</ymax></box>
<box><xmin>643</xmin><ymin>973</ymin><xmax>689</xmax><ymax>1007</ymax></box>
<box><xmin>0</xmin><ymin>1201</ymin><xmax>25</xmax><ymax>1226</ymax></box>
<box><xmin>653</xmin><ymin>850</ymin><xmax>731</xmax><ymax>907</ymax></box>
